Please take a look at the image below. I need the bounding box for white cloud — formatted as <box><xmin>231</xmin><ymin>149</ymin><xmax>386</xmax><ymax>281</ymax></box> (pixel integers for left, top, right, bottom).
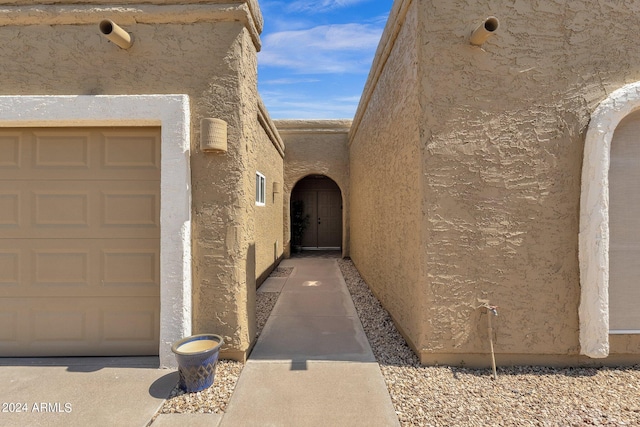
<box><xmin>261</xmin><ymin>77</ymin><xmax>321</xmax><ymax>85</ymax></box>
<box><xmin>265</xmin><ymin>23</ymin><xmax>380</xmax><ymax>50</ymax></box>
<box><xmin>256</xmin><ymin>0</ymin><xmax>391</xmax><ymax>119</ymax></box>
<box><xmin>335</xmin><ymin>95</ymin><xmax>362</xmax><ymax>103</ymax></box>
<box><xmin>260</xmin><ymin>90</ymin><xmax>360</xmax><ymax>119</ymax></box>
<box><xmin>287</xmin><ymin>0</ymin><xmax>370</xmax><ymax>13</ymax></box>
<box><xmin>259</xmin><ymin>23</ymin><xmax>383</xmax><ymax>74</ymax></box>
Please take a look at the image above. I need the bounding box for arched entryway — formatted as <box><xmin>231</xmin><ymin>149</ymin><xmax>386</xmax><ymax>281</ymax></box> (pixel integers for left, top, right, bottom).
<box><xmin>291</xmin><ymin>175</ymin><xmax>343</xmax><ymax>250</ymax></box>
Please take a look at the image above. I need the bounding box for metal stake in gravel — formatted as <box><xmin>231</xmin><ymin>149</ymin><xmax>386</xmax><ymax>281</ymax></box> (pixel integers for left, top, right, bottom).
<box><xmin>478</xmin><ymin>301</ymin><xmax>499</xmax><ymax>380</ymax></box>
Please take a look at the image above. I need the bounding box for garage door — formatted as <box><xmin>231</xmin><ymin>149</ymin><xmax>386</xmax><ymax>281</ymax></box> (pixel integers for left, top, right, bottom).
<box><xmin>0</xmin><ymin>127</ymin><xmax>160</xmax><ymax>356</ymax></box>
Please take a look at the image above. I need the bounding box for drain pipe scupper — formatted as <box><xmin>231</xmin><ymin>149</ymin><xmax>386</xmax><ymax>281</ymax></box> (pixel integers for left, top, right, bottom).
<box><xmin>99</xmin><ymin>19</ymin><xmax>133</xmax><ymax>49</ymax></box>
<box><xmin>470</xmin><ymin>16</ymin><xmax>499</xmax><ymax>46</ymax></box>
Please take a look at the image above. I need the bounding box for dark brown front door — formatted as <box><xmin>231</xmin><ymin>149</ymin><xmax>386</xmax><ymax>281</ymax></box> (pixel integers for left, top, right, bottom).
<box><xmin>317</xmin><ymin>190</ymin><xmax>342</xmax><ymax>248</ymax></box>
<box><xmin>292</xmin><ymin>176</ymin><xmax>342</xmax><ymax>249</ymax></box>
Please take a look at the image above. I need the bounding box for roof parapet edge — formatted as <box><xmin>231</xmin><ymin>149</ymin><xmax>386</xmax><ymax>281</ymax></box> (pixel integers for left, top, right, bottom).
<box><xmin>0</xmin><ymin>2</ymin><xmax>263</xmax><ymax>50</ymax></box>
<box><xmin>257</xmin><ymin>98</ymin><xmax>285</xmax><ymax>158</ymax></box>
<box><xmin>275</xmin><ymin>119</ymin><xmax>352</xmax><ymax>134</ymax></box>
<box><xmin>349</xmin><ymin>0</ymin><xmax>412</xmax><ymax>144</ymax></box>
<box><xmin>244</xmin><ymin>0</ymin><xmax>263</xmax><ymax>34</ymax></box>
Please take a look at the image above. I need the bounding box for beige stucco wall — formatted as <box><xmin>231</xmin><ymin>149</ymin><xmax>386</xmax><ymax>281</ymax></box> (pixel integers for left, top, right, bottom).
<box><xmin>0</xmin><ymin>1</ymin><xmax>271</xmax><ymax>361</ymax></box>
<box><xmin>276</xmin><ymin>120</ymin><xmax>350</xmax><ymax>257</ymax></box>
<box><xmin>349</xmin><ymin>0</ymin><xmax>423</xmax><ymax>355</ymax></box>
<box><xmin>350</xmin><ymin>0</ymin><xmax>640</xmax><ymax>366</ymax></box>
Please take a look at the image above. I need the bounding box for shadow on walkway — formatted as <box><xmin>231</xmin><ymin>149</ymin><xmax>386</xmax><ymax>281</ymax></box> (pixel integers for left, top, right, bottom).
<box><xmin>290</xmin><ymin>249</ymin><xmax>342</xmax><ymax>259</ymax></box>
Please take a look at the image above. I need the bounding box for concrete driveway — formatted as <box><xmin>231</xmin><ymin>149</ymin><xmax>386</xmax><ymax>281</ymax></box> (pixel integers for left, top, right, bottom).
<box><xmin>0</xmin><ymin>357</ymin><xmax>176</xmax><ymax>427</ymax></box>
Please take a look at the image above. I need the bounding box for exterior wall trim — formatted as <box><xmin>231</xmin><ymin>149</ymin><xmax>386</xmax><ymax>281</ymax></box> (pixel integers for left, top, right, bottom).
<box><xmin>579</xmin><ymin>81</ymin><xmax>640</xmax><ymax>358</ymax></box>
<box><xmin>277</xmin><ymin>119</ymin><xmax>352</xmax><ymax>134</ymax></box>
<box><xmin>257</xmin><ymin>98</ymin><xmax>285</xmax><ymax>158</ymax></box>
<box><xmin>0</xmin><ymin>94</ymin><xmax>192</xmax><ymax>368</ymax></box>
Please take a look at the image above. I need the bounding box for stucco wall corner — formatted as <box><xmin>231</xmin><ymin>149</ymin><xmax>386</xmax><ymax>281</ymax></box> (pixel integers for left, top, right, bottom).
<box><xmin>579</xmin><ymin>82</ymin><xmax>640</xmax><ymax>358</ymax></box>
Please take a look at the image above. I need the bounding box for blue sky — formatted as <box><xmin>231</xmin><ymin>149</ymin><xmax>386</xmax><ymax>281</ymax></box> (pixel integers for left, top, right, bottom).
<box><xmin>258</xmin><ymin>0</ymin><xmax>394</xmax><ymax>119</ymax></box>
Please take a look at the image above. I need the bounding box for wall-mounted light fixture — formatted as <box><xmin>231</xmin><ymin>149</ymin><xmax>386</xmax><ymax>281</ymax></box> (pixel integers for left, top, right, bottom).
<box><xmin>200</xmin><ymin>118</ymin><xmax>228</xmax><ymax>152</ymax></box>
<box><xmin>470</xmin><ymin>16</ymin><xmax>499</xmax><ymax>46</ymax></box>
<box><xmin>273</xmin><ymin>181</ymin><xmax>282</xmax><ymax>194</ymax></box>
<box><xmin>99</xmin><ymin>19</ymin><xmax>133</xmax><ymax>49</ymax></box>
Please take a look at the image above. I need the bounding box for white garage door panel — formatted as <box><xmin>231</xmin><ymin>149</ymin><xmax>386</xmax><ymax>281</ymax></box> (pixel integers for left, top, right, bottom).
<box><xmin>0</xmin><ymin>127</ymin><xmax>160</xmax><ymax>357</ymax></box>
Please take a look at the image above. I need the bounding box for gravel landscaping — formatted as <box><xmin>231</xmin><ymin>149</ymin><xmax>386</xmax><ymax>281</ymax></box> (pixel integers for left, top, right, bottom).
<box><xmin>268</xmin><ymin>266</ymin><xmax>294</xmax><ymax>277</ymax></box>
<box><xmin>157</xmin><ymin>280</ymin><xmax>281</xmax><ymax>415</ymax></box>
<box><xmin>156</xmin><ymin>257</ymin><xmax>640</xmax><ymax>426</ymax></box>
<box><xmin>337</xmin><ymin>258</ymin><xmax>640</xmax><ymax>427</ymax></box>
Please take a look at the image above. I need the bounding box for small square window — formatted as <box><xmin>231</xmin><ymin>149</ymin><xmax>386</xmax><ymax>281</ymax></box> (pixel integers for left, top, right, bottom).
<box><xmin>256</xmin><ymin>172</ymin><xmax>266</xmax><ymax>206</ymax></box>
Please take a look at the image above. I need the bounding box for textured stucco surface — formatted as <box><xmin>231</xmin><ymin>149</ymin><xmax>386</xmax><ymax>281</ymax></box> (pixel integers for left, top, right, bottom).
<box><xmin>190</xmin><ymin>21</ymin><xmax>261</xmax><ymax>361</ymax></box>
<box><xmin>349</xmin><ymin>0</ymin><xmax>423</xmax><ymax>355</ymax></box>
<box><xmin>0</xmin><ymin>2</ymin><xmax>270</xmax><ymax>362</ymax></box>
<box><xmin>276</xmin><ymin>120</ymin><xmax>350</xmax><ymax>257</ymax></box>
<box><xmin>350</xmin><ymin>0</ymin><xmax>640</xmax><ymax>365</ymax></box>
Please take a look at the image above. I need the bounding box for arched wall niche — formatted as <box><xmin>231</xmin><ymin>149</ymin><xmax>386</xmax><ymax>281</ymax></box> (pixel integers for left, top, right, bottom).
<box><xmin>579</xmin><ymin>81</ymin><xmax>640</xmax><ymax>358</ymax></box>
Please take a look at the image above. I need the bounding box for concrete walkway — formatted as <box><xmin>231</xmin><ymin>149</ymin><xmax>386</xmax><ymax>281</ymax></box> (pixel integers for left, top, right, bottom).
<box><xmin>219</xmin><ymin>256</ymin><xmax>400</xmax><ymax>427</ymax></box>
<box><xmin>0</xmin><ymin>256</ymin><xmax>399</xmax><ymax>427</ymax></box>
